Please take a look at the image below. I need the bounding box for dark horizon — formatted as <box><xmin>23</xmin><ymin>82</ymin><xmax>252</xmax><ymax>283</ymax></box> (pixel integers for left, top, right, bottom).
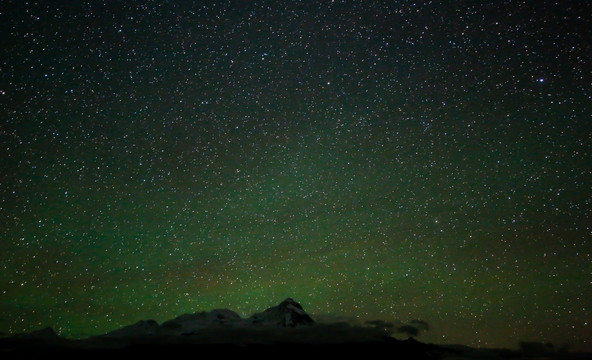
<box><xmin>2</xmin><ymin>296</ymin><xmax>589</xmax><ymax>354</ymax></box>
<box><xmin>3</xmin><ymin>297</ymin><xmax>587</xmax><ymax>358</ymax></box>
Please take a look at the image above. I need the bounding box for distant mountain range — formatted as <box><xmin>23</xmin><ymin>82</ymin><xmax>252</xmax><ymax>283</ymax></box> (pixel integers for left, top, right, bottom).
<box><xmin>2</xmin><ymin>298</ymin><xmax>586</xmax><ymax>358</ymax></box>
<box><xmin>0</xmin><ymin>298</ymin><xmax>456</xmax><ymax>357</ymax></box>
<box><xmin>100</xmin><ymin>297</ymin><xmax>315</xmax><ymax>339</ymax></box>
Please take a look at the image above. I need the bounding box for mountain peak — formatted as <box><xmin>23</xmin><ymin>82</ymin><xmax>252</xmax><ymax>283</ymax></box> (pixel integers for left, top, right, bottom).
<box><xmin>101</xmin><ymin>298</ymin><xmax>315</xmax><ymax>339</ymax></box>
<box><xmin>250</xmin><ymin>298</ymin><xmax>314</xmax><ymax>327</ymax></box>
<box><xmin>280</xmin><ymin>297</ymin><xmax>298</xmax><ymax>305</ymax></box>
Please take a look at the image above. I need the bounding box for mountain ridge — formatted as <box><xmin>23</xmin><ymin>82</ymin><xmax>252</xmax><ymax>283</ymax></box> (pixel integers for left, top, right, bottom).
<box><xmin>1</xmin><ymin>298</ymin><xmax>589</xmax><ymax>358</ymax></box>
<box><xmin>99</xmin><ymin>297</ymin><xmax>316</xmax><ymax>339</ymax></box>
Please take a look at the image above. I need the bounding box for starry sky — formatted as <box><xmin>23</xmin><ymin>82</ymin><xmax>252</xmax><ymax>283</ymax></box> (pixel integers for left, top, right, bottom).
<box><xmin>1</xmin><ymin>0</ymin><xmax>591</xmax><ymax>351</ymax></box>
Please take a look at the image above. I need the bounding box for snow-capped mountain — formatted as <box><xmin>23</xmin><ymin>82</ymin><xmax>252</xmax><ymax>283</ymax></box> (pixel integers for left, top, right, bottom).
<box><xmin>2</xmin><ymin>298</ymin><xmax>454</xmax><ymax>358</ymax></box>
<box><xmin>101</xmin><ymin>298</ymin><xmax>314</xmax><ymax>338</ymax></box>
<box><xmin>160</xmin><ymin>308</ymin><xmax>244</xmax><ymax>334</ymax></box>
<box><xmin>249</xmin><ymin>297</ymin><xmax>315</xmax><ymax>327</ymax></box>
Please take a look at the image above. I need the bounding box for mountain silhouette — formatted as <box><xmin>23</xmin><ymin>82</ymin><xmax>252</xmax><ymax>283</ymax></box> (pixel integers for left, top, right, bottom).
<box><xmin>0</xmin><ymin>298</ymin><xmax>473</xmax><ymax>358</ymax></box>
<box><xmin>249</xmin><ymin>298</ymin><xmax>315</xmax><ymax>327</ymax></box>
<box><xmin>101</xmin><ymin>297</ymin><xmax>315</xmax><ymax>339</ymax></box>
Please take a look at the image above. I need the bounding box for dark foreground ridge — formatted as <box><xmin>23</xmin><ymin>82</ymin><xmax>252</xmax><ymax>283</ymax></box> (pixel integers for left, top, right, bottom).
<box><xmin>0</xmin><ymin>335</ymin><xmax>451</xmax><ymax>359</ymax></box>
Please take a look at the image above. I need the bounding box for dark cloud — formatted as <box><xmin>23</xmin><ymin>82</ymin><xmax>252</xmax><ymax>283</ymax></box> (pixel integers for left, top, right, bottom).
<box><xmin>364</xmin><ymin>320</ymin><xmax>395</xmax><ymax>331</ymax></box>
<box><xmin>396</xmin><ymin>325</ymin><xmax>420</xmax><ymax>337</ymax></box>
<box><xmin>387</xmin><ymin>320</ymin><xmax>431</xmax><ymax>338</ymax></box>
<box><xmin>360</xmin><ymin>319</ymin><xmax>431</xmax><ymax>338</ymax></box>
<box><xmin>409</xmin><ymin>320</ymin><xmax>430</xmax><ymax>331</ymax></box>
<box><xmin>312</xmin><ymin>313</ymin><xmax>359</xmax><ymax>325</ymax></box>
<box><xmin>316</xmin><ymin>315</ymin><xmax>431</xmax><ymax>339</ymax></box>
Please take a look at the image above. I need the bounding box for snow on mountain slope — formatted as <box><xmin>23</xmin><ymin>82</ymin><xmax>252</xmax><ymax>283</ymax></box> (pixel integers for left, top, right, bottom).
<box><xmin>249</xmin><ymin>298</ymin><xmax>315</xmax><ymax>327</ymax></box>
<box><xmin>102</xmin><ymin>298</ymin><xmax>314</xmax><ymax>338</ymax></box>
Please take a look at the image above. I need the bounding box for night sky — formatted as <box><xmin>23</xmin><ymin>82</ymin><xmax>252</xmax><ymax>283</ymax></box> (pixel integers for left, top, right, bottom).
<box><xmin>1</xmin><ymin>0</ymin><xmax>591</xmax><ymax>351</ymax></box>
